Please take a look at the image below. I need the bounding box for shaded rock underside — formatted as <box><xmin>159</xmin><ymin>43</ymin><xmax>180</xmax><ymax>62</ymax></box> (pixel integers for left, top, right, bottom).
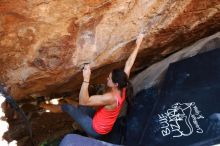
<box><xmin>0</xmin><ymin>0</ymin><xmax>220</xmax><ymax>99</ymax></box>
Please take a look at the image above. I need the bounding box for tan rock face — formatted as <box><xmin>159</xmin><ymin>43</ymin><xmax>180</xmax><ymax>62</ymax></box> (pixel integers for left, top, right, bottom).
<box><xmin>0</xmin><ymin>0</ymin><xmax>220</xmax><ymax>99</ymax></box>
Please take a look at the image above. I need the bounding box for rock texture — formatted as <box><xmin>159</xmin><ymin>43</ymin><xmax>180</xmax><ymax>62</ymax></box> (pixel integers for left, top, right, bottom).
<box><xmin>0</xmin><ymin>0</ymin><xmax>220</xmax><ymax>99</ymax></box>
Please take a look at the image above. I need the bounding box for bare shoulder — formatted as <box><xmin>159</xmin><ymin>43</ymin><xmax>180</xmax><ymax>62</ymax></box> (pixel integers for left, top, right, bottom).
<box><xmin>103</xmin><ymin>92</ymin><xmax>114</xmax><ymax>98</ymax></box>
<box><xmin>102</xmin><ymin>92</ymin><xmax>115</xmax><ymax>102</ymax></box>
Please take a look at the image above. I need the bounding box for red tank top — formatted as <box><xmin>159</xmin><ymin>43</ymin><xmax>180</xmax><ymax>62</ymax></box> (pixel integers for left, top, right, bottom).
<box><xmin>92</xmin><ymin>88</ymin><xmax>126</xmax><ymax>134</ymax></box>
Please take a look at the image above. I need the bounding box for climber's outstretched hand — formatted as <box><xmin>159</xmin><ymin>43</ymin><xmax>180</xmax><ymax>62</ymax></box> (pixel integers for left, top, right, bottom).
<box><xmin>83</xmin><ymin>63</ymin><xmax>91</xmax><ymax>81</ymax></box>
<box><xmin>136</xmin><ymin>33</ymin><xmax>144</xmax><ymax>46</ymax></box>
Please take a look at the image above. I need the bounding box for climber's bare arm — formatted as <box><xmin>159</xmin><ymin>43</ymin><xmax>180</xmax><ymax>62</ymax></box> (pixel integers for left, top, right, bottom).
<box><xmin>79</xmin><ymin>64</ymin><xmax>113</xmax><ymax>106</ymax></box>
<box><xmin>79</xmin><ymin>92</ymin><xmax>113</xmax><ymax>106</ymax></box>
<box><xmin>124</xmin><ymin>34</ymin><xmax>144</xmax><ymax>78</ymax></box>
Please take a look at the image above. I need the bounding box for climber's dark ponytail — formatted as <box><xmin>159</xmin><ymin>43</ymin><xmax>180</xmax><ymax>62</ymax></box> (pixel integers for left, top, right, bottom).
<box><xmin>125</xmin><ymin>80</ymin><xmax>133</xmax><ymax>114</ymax></box>
<box><xmin>112</xmin><ymin>69</ymin><xmax>134</xmax><ymax>114</ymax></box>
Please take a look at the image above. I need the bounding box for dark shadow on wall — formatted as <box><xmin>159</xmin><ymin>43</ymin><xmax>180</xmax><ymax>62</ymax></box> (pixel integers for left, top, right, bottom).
<box><xmin>129</xmin><ymin>48</ymin><xmax>220</xmax><ymax>146</ymax></box>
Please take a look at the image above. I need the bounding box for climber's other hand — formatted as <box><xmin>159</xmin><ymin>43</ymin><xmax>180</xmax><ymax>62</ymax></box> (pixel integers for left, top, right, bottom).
<box><xmin>136</xmin><ymin>33</ymin><xmax>144</xmax><ymax>46</ymax></box>
<box><xmin>83</xmin><ymin>64</ymin><xmax>91</xmax><ymax>81</ymax></box>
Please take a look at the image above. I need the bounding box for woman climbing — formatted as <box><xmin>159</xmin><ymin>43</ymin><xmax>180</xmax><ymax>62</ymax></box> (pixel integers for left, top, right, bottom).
<box><xmin>40</xmin><ymin>33</ymin><xmax>144</xmax><ymax>139</ymax></box>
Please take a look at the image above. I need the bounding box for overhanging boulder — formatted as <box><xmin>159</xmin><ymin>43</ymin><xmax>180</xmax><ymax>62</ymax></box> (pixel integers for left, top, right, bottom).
<box><xmin>0</xmin><ymin>0</ymin><xmax>220</xmax><ymax>99</ymax></box>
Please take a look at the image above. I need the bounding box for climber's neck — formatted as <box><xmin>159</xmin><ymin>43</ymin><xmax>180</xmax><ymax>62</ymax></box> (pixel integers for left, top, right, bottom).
<box><xmin>111</xmin><ymin>87</ymin><xmax>121</xmax><ymax>96</ymax></box>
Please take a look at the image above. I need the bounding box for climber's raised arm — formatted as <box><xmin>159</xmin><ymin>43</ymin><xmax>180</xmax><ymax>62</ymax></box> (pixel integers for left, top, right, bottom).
<box><xmin>79</xmin><ymin>64</ymin><xmax>113</xmax><ymax>106</ymax></box>
<box><xmin>124</xmin><ymin>33</ymin><xmax>144</xmax><ymax>78</ymax></box>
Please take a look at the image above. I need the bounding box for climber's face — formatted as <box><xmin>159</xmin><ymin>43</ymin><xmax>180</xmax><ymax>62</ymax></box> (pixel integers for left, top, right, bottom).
<box><xmin>107</xmin><ymin>72</ymin><xmax>118</xmax><ymax>88</ymax></box>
